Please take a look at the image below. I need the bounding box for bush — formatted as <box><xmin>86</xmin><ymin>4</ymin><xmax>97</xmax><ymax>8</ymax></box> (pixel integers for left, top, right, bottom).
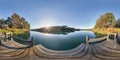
<box><xmin>106</xmin><ymin>27</ymin><xmax>118</xmax><ymax>33</ymax></box>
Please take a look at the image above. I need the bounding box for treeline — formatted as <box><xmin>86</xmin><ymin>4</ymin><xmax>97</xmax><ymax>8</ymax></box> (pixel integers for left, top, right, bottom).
<box><xmin>31</xmin><ymin>25</ymin><xmax>80</xmax><ymax>35</ymax></box>
<box><xmin>94</xmin><ymin>12</ymin><xmax>120</xmax><ymax>29</ymax></box>
<box><xmin>0</xmin><ymin>13</ymin><xmax>30</xmax><ymax>29</ymax></box>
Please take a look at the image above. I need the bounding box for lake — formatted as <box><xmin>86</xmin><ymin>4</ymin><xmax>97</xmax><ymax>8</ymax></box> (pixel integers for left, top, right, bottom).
<box><xmin>23</xmin><ymin>31</ymin><xmax>96</xmax><ymax>51</ymax></box>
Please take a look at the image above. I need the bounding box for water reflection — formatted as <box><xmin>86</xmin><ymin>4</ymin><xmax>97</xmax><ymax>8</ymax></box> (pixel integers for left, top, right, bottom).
<box><xmin>13</xmin><ymin>30</ymin><xmax>106</xmax><ymax>50</ymax></box>
<box><xmin>27</xmin><ymin>31</ymin><xmax>95</xmax><ymax>50</ymax></box>
<box><xmin>39</xmin><ymin>30</ymin><xmax>76</xmax><ymax>35</ymax></box>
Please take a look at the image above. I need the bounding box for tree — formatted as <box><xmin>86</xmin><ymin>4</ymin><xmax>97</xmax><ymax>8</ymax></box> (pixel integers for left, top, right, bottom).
<box><xmin>0</xmin><ymin>19</ymin><xmax>4</xmax><ymax>28</ymax></box>
<box><xmin>11</xmin><ymin>13</ymin><xmax>21</xmax><ymax>28</ymax></box>
<box><xmin>5</xmin><ymin>17</ymin><xmax>13</xmax><ymax>28</ymax></box>
<box><xmin>21</xmin><ymin>17</ymin><xmax>26</xmax><ymax>29</ymax></box>
<box><xmin>10</xmin><ymin>13</ymin><xmax>30</xmax><ymax>29</ymax></box>
<box><xmin>0</xmin><ymin>13</ymin><xmax>30</xmax><ymax>29</ymax></box>
<box><xmin>25</xmin><ymin>21</ymin><xmax>30</xmax><ymax>29</ymax></box>
<box><xmin>0</xmin><ymin>19</ymin><xmax>4</xmax><ymax>24</ymax></box>
<box><xmin>94</xmin><ymin>12</ymin><xmax>116</xmax><ymax>29</ymax></box>
<box><xmin>116</xmin><ymin>18</ymin><xmax>120</xmax><ymax>28</ymax></box>
<box><xmin>21</xmin><ymin>17</ymin><xmax>30</xmax><ymax>29</ymax></box>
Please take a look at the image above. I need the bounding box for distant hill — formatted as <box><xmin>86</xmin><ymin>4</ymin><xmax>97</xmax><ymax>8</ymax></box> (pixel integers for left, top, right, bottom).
<box><xmin>31</xmin><ymin>26</ymin><xmax>80</xmax><ymax>33</ymax></box>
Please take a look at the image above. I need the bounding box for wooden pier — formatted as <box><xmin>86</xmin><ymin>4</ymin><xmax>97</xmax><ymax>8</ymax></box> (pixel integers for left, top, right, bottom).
<box><xmin>0</xmin><ymin>32</ymin><xmax>120</xmax><ymax>60</ymax></box>
<box><xmin>86</xmin><ymin>33</ymin><xmax>117</xmax><ymax>44</ymax></box>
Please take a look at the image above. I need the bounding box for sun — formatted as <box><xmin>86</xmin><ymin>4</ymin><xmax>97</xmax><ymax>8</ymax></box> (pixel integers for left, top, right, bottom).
<box><xmin>42</xmin><ymin>20</ymin><xmax>55</xmax><ymax>27</ymax></box>
<box><xmin>44</xmin><ymin>24</ymin><xmax>50</xmax><ymax>30</ymax></box>
<box><xmin>44</xmin><ymin>24</ymin><xmax>51</xmax><ymax>27</ymax></box>
<box><xmin>40</xmin><ymin>16</ymin><xmax>56</xmax><ymax>28</ymax></box>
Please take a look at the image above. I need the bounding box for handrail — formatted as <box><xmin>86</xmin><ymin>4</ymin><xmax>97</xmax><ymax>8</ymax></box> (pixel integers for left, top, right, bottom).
<box><xmin>12</xmin><ymin>36</ymin><xmax>34</xmax><ymax>47</ymax></box>
<box><xmin>13</xmin><ymin>36</ymin><xmax>31</xmax><ymax>42</ymax></box>
<box><xmin>88</xmin><ymin>36</ymin><xmax>107</xmax><ymax>43</ymax></box>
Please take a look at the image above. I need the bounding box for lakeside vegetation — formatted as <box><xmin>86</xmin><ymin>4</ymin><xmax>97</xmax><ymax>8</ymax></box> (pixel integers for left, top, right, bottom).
<box><xmin>94</xmin><ymin>12</ymin><xmax>120</xmax><ymax>34</ymax></box>
<box><xmin>0</xmin><ymin>13</ymin><xmax>30</xmax><ymax>39</ymax></box>
<box><xmin>0</xmin><ymin>13</ymin><xmax>30</xmax><ymax>29</ymax></box>
<box><xmin>0</xmin><ymin>28</ymin><xmax>30</xmax><ymax>39</ymax></box>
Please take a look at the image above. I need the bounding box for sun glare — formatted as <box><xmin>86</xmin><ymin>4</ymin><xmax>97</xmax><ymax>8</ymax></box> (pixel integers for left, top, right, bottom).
<box><xmin>42</xmin><ymin>19</ymin><xmax>55</xmax><ymax>27</ymax></box>
<box><xmin>44</xmin><ymin>24</ymin><xmax>51</xmax><ymax>27</ymax></box>
<box><xmin>42</xmin><ymin>22</ymin><xmax>53</xmax><ymax>30</ymax></box>
<box><xmin>40</xmin><ymin>14</ymin><xmax>56</xmax><ymax>28</ymax></box>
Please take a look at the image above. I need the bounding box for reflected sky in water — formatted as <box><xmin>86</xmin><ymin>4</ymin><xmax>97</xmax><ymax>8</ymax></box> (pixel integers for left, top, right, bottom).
<box><xmin>28</xmin><ymin>31</ymin><xmax>95</xmax><ymax>50</ymax></box>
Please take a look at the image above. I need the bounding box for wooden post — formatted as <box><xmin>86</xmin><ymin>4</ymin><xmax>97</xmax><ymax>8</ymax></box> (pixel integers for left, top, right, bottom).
<box><xmin>11</xmin><ymin>32</ymin><xmax>13</xmax><ymax>41</ymax></box>
<box><xmin>114</xmin><ymin>33</ymin><xmax>117</xmax><ymax>41</ymax></box>
<box><xmin>107</xmin><ymin>33</ymin><xmax>109</xmax><ymax>40</ymax></box>
<box><xmin>6</xmin><ymin>33</ymin><xmax>9</xmax><ymax>41</ymax></box>
<box><xmin>86</xmin><ymin>34</ymin><xmax>89</xmax><ymax>45</ymax></box>
<box><xmin>10</xmin><ymin>32</ymin><xmax>13</xmax><ymax>41</ymax></box>
<box><xmin>5</xmin><ymin>33</ymin><xmax>8</xmax><ymax>41</ymax></box>
<box><xmin>5</xmin><ymin>33</ymin><xmax>6</xmax><ymax>40</ymax></box>
<box><xmin>31</xmin><ymin>37</ymin><xmax>34</xmax><ymax>47</ymax></box>
<box><xmin>0</xmin><ymin>39</ymin><xmax>1</xmax><ymax>44</ymax></box>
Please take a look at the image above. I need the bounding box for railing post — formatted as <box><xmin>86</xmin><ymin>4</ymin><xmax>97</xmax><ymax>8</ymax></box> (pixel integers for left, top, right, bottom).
<box><xmin>10</xmin><ymin>32</ymin><xmax>11</xmax><ymax>40</ymax></box>
<box><xmin>4</xmin><ymin>33</ymin><xmax>6</xmax><ymax>40</ymax></box>
<box><xmin>86</xmin><ymin>34</ymin><xmax>89</xmax><ymax>45</ymax></box>
<box><xmin>114</xmin><ymin>33</ymin><xmax>117</xmax><ymax>41</ymax></box>
<box><xmin>10</xmin><ymin>32</ymin><xmax>13</xmax><ymax>41</ymax></box>
<box><xmin>5</xmin><ymin>33</ymin><xmax>8</xmax><ymax>41</ymax></box>
<box><xmin>31</xmin><ymin>37</ymin><xmax>34</xmax><ymax>47</ymax></box>
<box><xmin>0</xmin><ymin>39</ymin><xmax>1</xmax><ymax>44</ymax></box>
<box><xmin>107</xmin><ymin>33</ymin><xmax>109</xmax><ymax>40</ymax></box>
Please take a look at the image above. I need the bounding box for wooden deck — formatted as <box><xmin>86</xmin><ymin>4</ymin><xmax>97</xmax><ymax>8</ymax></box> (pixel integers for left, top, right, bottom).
<box><xmin>0</xmin><ymin>33</ymin><xmax>120</xmax><ymax>60</ymax></box>
<box><xmin>0</xmin><ymin>37</ymin><xmax>120</xmax><ymax>60</ymax></box>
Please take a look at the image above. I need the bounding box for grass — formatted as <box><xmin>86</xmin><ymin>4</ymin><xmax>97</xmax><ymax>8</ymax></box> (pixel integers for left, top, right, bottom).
<box><xmin>14</xmin><ymin>31</ymin><xmax>30</xmax><ymax>39</ymax></box>
<box><xmin>93</xmin><ymin>28</ymin><xmax>120</xmax><ymax>38</ymax></box>
<box><xmin>0</xmin><ymin>28</ymin><xmax>30</xmax><ymax>39</ymax></box>
<box><xmin>93</xmin><ymin>28</ymin><xmax>107</xmax><ymax>35</ymax></box>
<box><xmin>94</xmin><ymin>32</ymin><xmax>107</xmax><ymax>38</ymax></box>
<box><xmin>116</xmin><ymin>28</ymin><xmax>120</xmax><ymax>32</ymax></box>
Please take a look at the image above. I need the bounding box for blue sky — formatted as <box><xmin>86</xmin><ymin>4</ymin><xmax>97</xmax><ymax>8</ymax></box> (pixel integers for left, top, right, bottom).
<box><xmin>0</xmin><ymin>0</ymin><xmax>120</xmax><ymax>29</ymax></box>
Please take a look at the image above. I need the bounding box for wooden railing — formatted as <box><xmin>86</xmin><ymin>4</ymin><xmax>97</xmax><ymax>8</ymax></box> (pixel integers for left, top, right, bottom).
<box><xmin>88</xmin><ymin>36</ymin><xmax>107</xmax><ymax>43</ymax></box>
<box><xmin>86</xmin><ymin>33</ymin><xmax>117</xmax><ymax>45</ymax></box>
<box><xmin>107</xmin><ymin>33</ymin><xmax>117</xmax><ymax>41</ymax></box>
<box><xmin>13</xmin><ymin>36</ymin><xmax>34</xmax><ymax>47</ymax></box>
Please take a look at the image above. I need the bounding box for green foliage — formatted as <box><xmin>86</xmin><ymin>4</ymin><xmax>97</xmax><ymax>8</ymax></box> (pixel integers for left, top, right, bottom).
<box><xmin>21</xmin><ymin>17</ymin><xmax>30</xmax><ymax>29</ymax></box>
<box><xmin>14</xmin><ymin>31</ymin><xmax>30</xmax><ymax>39</ymax></box>
<box><xmin>0</xmin><ymin>19</ymin><xmax>4</xmax><ymax>24</ymax></box>
<box><xmin>12</xmin><ymin>13</ymin><xmax>21</xmax><ymax>28</ymax></box>
<box><xmin>94</xmin><ymin>32</ymin><xmax>107</xmax><ymax>38</ymax></box>
<box><xmin>5</xmin><ymin>17</ymin><xmax>13</xmax><ymax>28</ymax></box>
<box><xmin>116</xmin><ymin>18</ymin><xmax>120</xmax><ymax>28</ymax></box>
<box><xmin>94</xmin><ymin>12</ymin><xmax>116</xmax><ymax>29</ymax></box>
<box><xmin>0</xmin><ymin>13</ymin><xmax>30</xmax><ymax>29</ymax></box>
<box><xmin>0</xmin><ymin>19</ymin><xmax>5</xmax><ymax>28</ymax></box>
<box><xmin>93</xmin><ymin>28</ymin><xmax>107</xmax><ymax>35</ymax></box>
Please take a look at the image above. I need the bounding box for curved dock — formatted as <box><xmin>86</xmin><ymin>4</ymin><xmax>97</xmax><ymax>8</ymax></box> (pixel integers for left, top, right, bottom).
<box><xmin>0</xmin><ymin>35</ymin><xmax>120</xmax><ymax>60</ymax></box>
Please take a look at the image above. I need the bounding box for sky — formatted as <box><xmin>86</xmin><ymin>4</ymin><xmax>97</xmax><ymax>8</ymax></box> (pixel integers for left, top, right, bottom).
<box><xmin>0</xmin><ymin>0</ymin><xmax>120</xmax><ymax>29</ymax></box>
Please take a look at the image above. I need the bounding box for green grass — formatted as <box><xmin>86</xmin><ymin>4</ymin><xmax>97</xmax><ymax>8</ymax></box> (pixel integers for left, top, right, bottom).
<box><xmin>93</xmin><ymin>28</ymin><xmax>107</xmax><ymax>34</ymax></box>
<box><xmin>0</xmin><ymin>28</ymin><xmax>30</xmax><ymax>39</ymax></box>
<box><xmin>94</xmin><ymin>32</ymin><xmax>107</xmax><ymax>38</ymax></box>
<box><xmin>14</xmin><ymin>31</ymin><xmax>30</xmax><ymax>39</ymax></box>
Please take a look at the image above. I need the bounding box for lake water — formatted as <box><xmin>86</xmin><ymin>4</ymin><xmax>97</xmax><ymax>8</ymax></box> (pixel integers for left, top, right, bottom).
<box><xmin>25</xmin><ymin>31</ymin><xmax>96</xmax><ymax>50</ymax></box>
